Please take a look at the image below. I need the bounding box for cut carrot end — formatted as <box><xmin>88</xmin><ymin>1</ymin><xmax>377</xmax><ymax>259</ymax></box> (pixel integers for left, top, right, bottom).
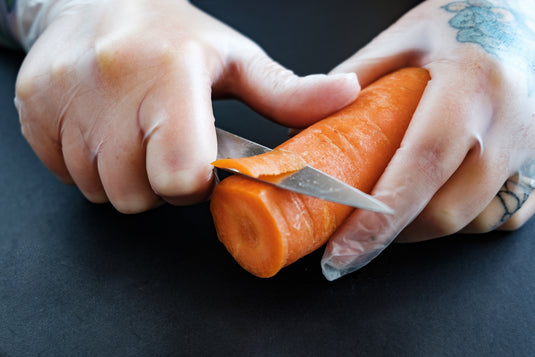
<box><xmin>211</xmin><ymin>176</ymin><xmax>289</xmax><ymax>278</ymax></box>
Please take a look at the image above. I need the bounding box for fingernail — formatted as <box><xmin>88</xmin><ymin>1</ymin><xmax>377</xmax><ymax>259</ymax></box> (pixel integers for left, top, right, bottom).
<box><xmin>321</xmin><ymin>254</ymin><xmax>368</xmax><ymax>281</ymax></box>
<box><xmin>321</xmin><ymin>245</ymin><xmax>387</xmax><ymax>281</ymax></box>
<box><xmin>321</xmin><ymin>258</ymin><xmax>344</xmax><ymax>281</ymax></box>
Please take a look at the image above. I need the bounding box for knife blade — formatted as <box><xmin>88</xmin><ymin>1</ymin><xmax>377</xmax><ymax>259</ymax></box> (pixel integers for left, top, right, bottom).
<box><xmin>214</xmin><ymin>127</ymin><xmax>393</xmax><ymax>214</ymax></box>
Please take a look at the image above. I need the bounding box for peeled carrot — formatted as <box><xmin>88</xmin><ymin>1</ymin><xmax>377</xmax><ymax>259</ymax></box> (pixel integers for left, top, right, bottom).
<box><xmin>210</xmin><ymin>67</ymin><xmax>430</xmax><ymax>278</ymax></box>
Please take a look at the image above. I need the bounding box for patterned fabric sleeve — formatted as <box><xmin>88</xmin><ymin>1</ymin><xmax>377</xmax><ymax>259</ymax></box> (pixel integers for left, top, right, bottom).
<box><xmin>0</xmin><ymin>0</ymin><xmax>20</xmax><ymax>48</ymax></box>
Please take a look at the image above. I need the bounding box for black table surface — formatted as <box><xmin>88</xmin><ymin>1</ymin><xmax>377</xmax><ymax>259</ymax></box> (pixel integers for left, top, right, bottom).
<box><xmin>1</xmin><ymin>1</ymin><xmax>534</xmax><ymax>356</ymax></box>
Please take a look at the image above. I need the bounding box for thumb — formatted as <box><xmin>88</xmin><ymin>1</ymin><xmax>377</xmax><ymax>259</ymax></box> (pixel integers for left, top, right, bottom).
<box><xmin>220</xmin><ymin>47</ymin><xmax>360</xmax><ymax>127</ymax></box>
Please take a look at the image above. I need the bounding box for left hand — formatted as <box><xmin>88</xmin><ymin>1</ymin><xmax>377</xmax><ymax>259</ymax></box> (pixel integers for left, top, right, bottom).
<box><xmin>14</xmin><ymin>0</ymin><xmax>359</xmax><ymax>213</ymax></box>
<box><xmin>322</xmin><ymin>0</ymin><xmax>535</xmax><ymax>280</ymax></box>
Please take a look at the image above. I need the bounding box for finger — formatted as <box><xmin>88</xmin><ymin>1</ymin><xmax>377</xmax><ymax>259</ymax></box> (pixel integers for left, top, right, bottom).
<box><xmin>96</xmin><ymin>103</ymin><xmax>162</xmax><ymax>214</ymax></box>
<box><xmin>14</xmin><ymin>22</ymin><xmax>93</xmax><ymax>185</ymax></box>
<box><xmin>498</xmin><ymin>191</ymin><xmax>535</xmax><ymax>231</ymax></box>
<box><xmin>398</xmin><ymin>104</ymin><xmax>508</xmax><ymax>241</ymax></box>
<box><xmin>398</xmin><ymin>145</ymin><xmax>507</xmax><ymax>241</ymax></box>
<box><xmin>140</xmin><ymin>51</ymin><xmax>217</xmax><ymax>206</ymax></box>
<box><xmin>499</xmin><ymin>165</ymin><xmax>535</xmax><ymax>230</ymax></box>
<box><xmin>61</xmin><ymin>119</ymin><xmax>108</xmax><ymax>203</ymax></box>
<box><xmin>321</xmin><ymin>64</ymin><xmax>483</xmax><ymax>280</ymax></box>
<box><xmin>15</xmin><ymin>72</ymin><xmax>73</xmax><ymax>184</ymax></box>
<box><xmin>463</xmin><ymin>173</ymin><xmax>535</xmax><ymax>233</ymax></box>
<box><xmin>217</xmin><ymin>45</ymin><xmax>360</xmax><ymax>128</ymax></box>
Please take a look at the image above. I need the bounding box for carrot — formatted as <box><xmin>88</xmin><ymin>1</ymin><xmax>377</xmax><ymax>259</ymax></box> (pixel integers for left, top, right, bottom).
<box><xmin>213</xmin><ymin>148</ymin><xmax>307</xmax><ymax>179</ymax></box>
<box><xmin>210</xmin><ymin>67</ymin><xmax>430</xmax><ymax>278</ymax></box>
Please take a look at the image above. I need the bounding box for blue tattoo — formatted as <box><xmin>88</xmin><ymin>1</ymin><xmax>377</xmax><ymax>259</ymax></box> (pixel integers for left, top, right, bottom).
<box><xmin>443</xmin><ymin>0</ymin><xmax>534</xmax><ymax>71</ymax></box>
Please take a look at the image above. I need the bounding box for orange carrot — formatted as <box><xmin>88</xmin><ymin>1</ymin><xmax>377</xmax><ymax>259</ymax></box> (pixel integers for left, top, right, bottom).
<box><xmin>210</xmin><ymin>67</ymin><xmax>430</xmax><ymax>278</ymax></box>
<box><xmin>213</xmin><ymin>148</ymin><xmax>307</xmax><ymax>179</ymax></box>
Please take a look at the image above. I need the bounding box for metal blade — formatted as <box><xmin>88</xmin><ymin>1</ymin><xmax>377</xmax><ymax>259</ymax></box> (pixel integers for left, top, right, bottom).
<box><xmin>215</xmin><ymin>127</ymin><xmax>393</xmax><ymax>214</ymax></box>
<box><xmin>216</xmin><ymin>127</ymin><xmax>271</xmax><ymax>159</ymax></box>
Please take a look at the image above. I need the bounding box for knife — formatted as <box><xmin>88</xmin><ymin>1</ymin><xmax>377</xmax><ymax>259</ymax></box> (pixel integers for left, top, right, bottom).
<box><xmin>214</xmin><ymin>127</ymin><xmax>394</xmax><ymax>214</ymax></box>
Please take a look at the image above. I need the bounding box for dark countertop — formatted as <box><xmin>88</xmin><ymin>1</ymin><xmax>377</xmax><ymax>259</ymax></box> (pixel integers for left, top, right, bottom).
<box><xmin>1</xmin><ymin>1</ymin><xmax>534</xmax><ymax>356</ymax></box>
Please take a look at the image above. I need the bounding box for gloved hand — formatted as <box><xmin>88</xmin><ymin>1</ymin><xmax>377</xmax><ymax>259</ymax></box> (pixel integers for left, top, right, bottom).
<box><xmin>322</xmin><ymin>0</ymin><xmax>535</xmax><ymax>280</ymax></box>
<box><xmin>13</xmin><ymin>0</ymin><xmax>359</xmax><ymax>213</ymax></box>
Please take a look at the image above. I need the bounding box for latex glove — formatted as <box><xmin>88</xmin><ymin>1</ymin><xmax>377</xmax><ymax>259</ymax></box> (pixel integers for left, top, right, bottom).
<box><xmin>13</xmin><ymin>0</ymin><xmax>359</xmax><ymax>213</ymax></box>
<box><xmin>322</xmin><ymin>0</ymin><xmax>535</xmax><ymax>280</ymax></box>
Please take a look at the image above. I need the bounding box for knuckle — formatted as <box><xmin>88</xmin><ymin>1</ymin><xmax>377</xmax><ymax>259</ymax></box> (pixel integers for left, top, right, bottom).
<box><xmin>15</xmin><ymin>74</ymin><xmax>34</xmax><ymax>102</ymax></box>
<box><xmin>165</xmin><ymin>38</ymin><xmax>212</xmax><ymax>75</ymax></box>
<box><xmin>94</xmin><ymin>38</ymin><xmax>132</xmax><ymax>85</ymax></box>
<box><xmin>173</xmin><ymin>37</ymin><xmax>204</xmax><ymax>59</ymax></box>
<box><xmin>15</xmin><ymin>57</ymin><xmax>44</xmax><ymax>101</ymax></box>
<box><xmin>409</xmin><ymin>142</ymin><xmax>450</xmax><ymax>186</ymax></box>
<box><xmin>49</xmin><ymin>58</ymin><xmax>72</xmax><ymax>82</ymax></box>
<box><xmin>94</xmin><ymin>34</ymin><xmax>207</xmax><ymax>87</ymax></box>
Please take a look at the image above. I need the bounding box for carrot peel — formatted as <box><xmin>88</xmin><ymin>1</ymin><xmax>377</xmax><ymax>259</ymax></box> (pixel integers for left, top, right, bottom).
<box><xmin>213</xmin><ymin>148</ymin><xmax>307</xmax><ymax>179</ymax></box>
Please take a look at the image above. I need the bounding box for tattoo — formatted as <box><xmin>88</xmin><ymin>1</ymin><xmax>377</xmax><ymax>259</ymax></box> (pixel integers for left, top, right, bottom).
<box><xmin>496</xmin><ymin>177</ymin><xmax>532</xmax><ymax>224</ymax></box>
<box><xmin>443</xmin><ymin>0</ymin><xmax>535</xmax><ymax>72</ymax></box>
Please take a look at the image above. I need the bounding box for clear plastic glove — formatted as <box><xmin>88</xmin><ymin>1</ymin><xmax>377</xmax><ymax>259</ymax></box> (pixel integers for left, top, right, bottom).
<box><xmin>13</xmin><ymin>0</ymin><xmax>359</xmax><ymax>213</ymax></box>
<box><xmin>322</xmin><ymin>0</ymin><xmax>535</xmax><ymax>280</ymax></box>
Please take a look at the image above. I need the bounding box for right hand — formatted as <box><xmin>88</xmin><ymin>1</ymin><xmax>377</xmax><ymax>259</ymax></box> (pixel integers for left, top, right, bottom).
<box><xmin>14</xmin><ymin>0</ymin><xmax>359</xmax><ymax>213</ymax></box>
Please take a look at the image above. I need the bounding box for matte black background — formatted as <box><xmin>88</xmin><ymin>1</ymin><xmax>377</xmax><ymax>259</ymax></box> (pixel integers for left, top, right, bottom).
<box><xmin>1</xmin><ymin>0</ymin><xmax>534</xmax><ymax>356</ymax></box>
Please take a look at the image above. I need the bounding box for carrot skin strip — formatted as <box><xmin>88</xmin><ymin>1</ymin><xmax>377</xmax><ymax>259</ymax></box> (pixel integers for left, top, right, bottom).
<box><xmin>213</xmin><ymin>148</ymin><xmax>307</xmax><ymax>177</ymax></box>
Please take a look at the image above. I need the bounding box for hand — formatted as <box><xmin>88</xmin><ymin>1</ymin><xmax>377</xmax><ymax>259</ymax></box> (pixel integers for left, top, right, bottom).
<box><xmin>322</xmin><ymin>0</ymin><xmax>535</xmax><ymax>280</ymax></box>
<box><xmin>14</xmin><ymin>0</ymin><xmax>359</xmax><ymax>213</ymax></box>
